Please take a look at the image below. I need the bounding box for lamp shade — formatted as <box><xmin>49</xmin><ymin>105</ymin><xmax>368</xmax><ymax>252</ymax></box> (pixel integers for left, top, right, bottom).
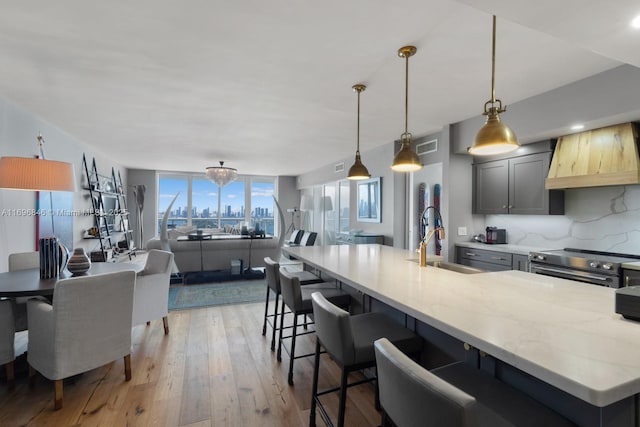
<box><xmin>468</xmin><ymin>110</ymin><xmax>519</xmax><ymax>156</ymax></box>
<box><xmin>347</xmin><ymin>153</ymin><xmax>371</xmax><ymax>180</ymax></box>
<box><xmin>205</xmin><ymin>161</ymin><xmax>238</xmax><ymax>187</ymax></box>
<box><xmin>391</xmin><ymin>142</ymin><xmax>422</xmax><ymax>172</ymax></box>
<box><xmin>0</xmin><ymin>156</ymin><xmax>76</xmax><ymax>191</ymax></box>
<box><xmin>300</xmin><ymin>195</ymin><xmax>313</xmax><ymax>211</ymax></box>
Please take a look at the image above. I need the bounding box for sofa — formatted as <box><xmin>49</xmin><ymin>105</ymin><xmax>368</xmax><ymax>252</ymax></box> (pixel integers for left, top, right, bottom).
<box><xmin>146</xmin><ymin>231</ymin><xmax>283</xmax><ymax>273</ymax></box>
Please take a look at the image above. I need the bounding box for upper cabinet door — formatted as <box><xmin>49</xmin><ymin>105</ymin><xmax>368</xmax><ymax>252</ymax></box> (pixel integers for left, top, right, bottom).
<box><xmin>473</xmin><ymin>152</ymin><xmax>564</xmax><ymax>215</ymax></box>
<box><xmin>509</xmin><ymin>153</ymin><xmax>549</xmax><ymax>215</ymax></box>
<box><xmin>473</xmin><ymin>159</ymin><xmax>509</xmax><ymax>214</ymax></box>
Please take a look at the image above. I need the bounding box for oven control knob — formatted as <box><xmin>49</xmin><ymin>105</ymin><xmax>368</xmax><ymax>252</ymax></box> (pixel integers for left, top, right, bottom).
<box><xmin>602</xmin><ymin>263</ymin><xmax>613</xmax><ymax>270</ymax></box>
<box><xmin>589</xmin><ymin>261</ymin><xmax>599</xmax><ymax>268</ymax></box>
<box><xmin>532</xmin><ymin>254</ymin><xmax>545</xmax><ymax>261</ymax></box>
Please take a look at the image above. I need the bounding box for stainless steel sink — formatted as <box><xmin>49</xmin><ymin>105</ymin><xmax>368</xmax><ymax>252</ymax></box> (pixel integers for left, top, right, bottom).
<box><xmin>406</xmin><ymin>259</ymin><xmax>485</xmax><ymax>274</ymax></box>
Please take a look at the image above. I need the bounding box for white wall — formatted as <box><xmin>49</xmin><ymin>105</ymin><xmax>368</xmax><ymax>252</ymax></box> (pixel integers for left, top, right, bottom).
<box><xmin>0</xmin><ymin>97</ymin><xmax>126</xmax><ymax>272</ymax></box>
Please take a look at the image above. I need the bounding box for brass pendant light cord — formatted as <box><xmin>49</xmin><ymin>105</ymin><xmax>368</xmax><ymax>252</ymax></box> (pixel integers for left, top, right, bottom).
<box><xmin>356</xmin><ymin>87</ymin><xmax>361</xmax><ymax>154</ymax></box>
<box><xmin>491</xmin><ymin>15</ymin><xmax>496</xmax><ymax>104</ymax></box>
<box><xmin>404</xmin><ymin>52</ymin><xmax>409</xmax><ymax>135</ymax></box>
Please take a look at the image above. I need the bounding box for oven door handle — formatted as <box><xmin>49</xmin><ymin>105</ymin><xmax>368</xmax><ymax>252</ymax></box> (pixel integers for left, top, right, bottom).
<box><xmin>530</xmin><ymin>265</ymin><xmax>613</xmax><ymax>283</ymax></box>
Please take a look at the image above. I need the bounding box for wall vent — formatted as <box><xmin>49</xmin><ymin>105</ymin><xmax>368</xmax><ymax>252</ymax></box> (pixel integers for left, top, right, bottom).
<box><xmin>335</xmin><ymin>162</ymin><xmax>345</xmax><ymax>173</ymax></box>
<box><xmin>416</xmin><ymin>139</ymin><xmax>438</xmax><ymax>156</ymax></box>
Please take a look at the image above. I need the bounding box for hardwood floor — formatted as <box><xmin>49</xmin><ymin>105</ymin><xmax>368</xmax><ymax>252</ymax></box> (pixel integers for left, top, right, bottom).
<box><xmin>0</xmin><ymin>302</ymin><xmax>380</xmax><ymax>426</ymax></box>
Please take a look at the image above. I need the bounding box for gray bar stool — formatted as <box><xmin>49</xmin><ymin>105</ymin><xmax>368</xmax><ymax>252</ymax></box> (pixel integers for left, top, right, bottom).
<box><xmin>277</xmin><ymin>267</ymin><xmax>351</xmax><ymax>386</ymax></box>
<box><xmin>262</xmin><ymin>257</ymin><xmax>324</xmax><ymax>351</ymax></box>
<box><xmin>375</xmin><ymin>338</ymin><xmax>576</xmax><ymax>427</ymax></box>
<box><xmin>375</xmin><ymin>337</ymin><xmax>495</xmax><ymax>427</ymax></box>
<box><xmin>310</xmin><ymin>292</ymin><xmax>422</xmax><ymax>427</ymax></box>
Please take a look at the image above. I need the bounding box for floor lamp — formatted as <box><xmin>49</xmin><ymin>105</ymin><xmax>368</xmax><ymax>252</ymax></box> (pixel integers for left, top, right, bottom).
<box><xmin>0</xmin><ymin>134</ymin><xmax>76</xmax><ymax>277</ymax></box>
<box><xmin>300</xmin><ymin>195</ymin><xmax>313</xmax><ymax>231</ymax></box>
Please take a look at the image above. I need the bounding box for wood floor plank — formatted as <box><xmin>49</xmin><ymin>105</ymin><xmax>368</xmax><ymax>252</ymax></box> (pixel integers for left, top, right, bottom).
<box><xmin>0</xmin><ymin>300</ymin><xmax>379</xmax><ymax>426</ymax></box>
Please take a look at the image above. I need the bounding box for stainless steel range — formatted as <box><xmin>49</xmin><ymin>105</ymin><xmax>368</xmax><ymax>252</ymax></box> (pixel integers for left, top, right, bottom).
<box><xmin>529</xmin><ymin>248</ymin><xmax>640</xmax><ymax>288</ymax></box>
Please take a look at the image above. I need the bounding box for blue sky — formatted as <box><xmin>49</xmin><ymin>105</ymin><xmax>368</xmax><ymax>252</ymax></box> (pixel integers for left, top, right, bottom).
<box><xmin>157</xmin><ymin>177</ymin><xmax>274</xmax><ymax>215</ymax></box>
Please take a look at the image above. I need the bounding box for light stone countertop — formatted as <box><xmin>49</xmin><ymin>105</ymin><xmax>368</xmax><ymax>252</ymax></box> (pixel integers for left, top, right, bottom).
<box><xmin>622</xmin><ymin>261</ymin><xmax>640</xmax><ymax>271</ymax></box>
<box><xmin>284</xmin><ymin>244</ymin><xmax>640</xmax><ymax>408</ymax></box>
<box><xmin>455</xmin><ymin>241</ymin><xmax>555</xmax><ymax>256</ymax></box>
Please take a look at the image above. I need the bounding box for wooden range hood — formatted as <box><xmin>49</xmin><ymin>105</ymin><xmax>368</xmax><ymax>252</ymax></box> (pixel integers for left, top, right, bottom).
<box><xmin>545</xmin><ymin>122</ymin><xmax>640</xmax><ymax>189</ymax></box>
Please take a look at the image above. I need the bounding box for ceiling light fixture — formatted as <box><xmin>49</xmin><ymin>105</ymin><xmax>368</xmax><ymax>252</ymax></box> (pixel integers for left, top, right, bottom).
<box><xmin>205</xmin><ymin>161</ymin><xmax>238</xmax><ymax>187</ymax></box>
<box><xmin>391</xmin><ymin>46</ymin><xmax>423</xmax><ymax>172</ymax></box>
<box><xmin>347</xmin><ymin>84</ymin><xmax>371</xmax><ymax>180</ymax></box>
<box><xmin>570</xmin><ymin>124</ymin><xmax>585</xmax><ymax>131</ymax></box>
<box><xmin>631</xmin><ymin>15</ymin><xmax>640</xmax><ymax>29</ymax></box>
<box><xmin>468</xmin><ymin>15</ymin><xmax>519</xmax><ymax>156</ymax></box>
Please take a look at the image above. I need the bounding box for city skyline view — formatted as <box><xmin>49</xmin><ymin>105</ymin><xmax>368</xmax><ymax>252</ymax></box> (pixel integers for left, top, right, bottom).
<box><xmin>156</xmin><ymin>176</ymin><xmax>276</xmax><ymax>232</ymax></box>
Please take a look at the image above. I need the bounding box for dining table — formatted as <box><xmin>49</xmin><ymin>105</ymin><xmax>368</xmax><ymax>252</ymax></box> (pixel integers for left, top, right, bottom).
<box><xmin>0</xmin><ymin>261</ymin><xmax>144</xmax><ymax>298</ymax></box>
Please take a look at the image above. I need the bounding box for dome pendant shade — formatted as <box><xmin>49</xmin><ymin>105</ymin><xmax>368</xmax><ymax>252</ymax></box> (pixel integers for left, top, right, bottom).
<box><xmin>205</xmin><ymin>161</ymin><xmax>238</xmax><ymax>187</ymax></box>
<box><xmin>391</xmin><ymin>136</ymin><xmax>422</xmax><ymax>172</ymax></box>
<box><xmin>468</xmin><ymin>15</ymin><xmax>519</xmax><ymax>156</ymax></box>
<box><xmin>469</xmin><ymin>108</ymin><xmax>519</xmax><ymax>156</ymax></box>
<box><xmin>347</xmin><ymin>152</ymin><xmax>371</xmax><ymax>180</ymax></box>
<box><xmin>347</xmin><ymin>83</ymin><xmax>371</xmax><ymax>180</ymax></box>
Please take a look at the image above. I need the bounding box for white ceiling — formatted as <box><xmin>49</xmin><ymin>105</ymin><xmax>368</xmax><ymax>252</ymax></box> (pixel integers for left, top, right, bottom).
<box><xmin>0</xmin><ymin>0</ymin><xmax>638</xmax><ymax>176</ymax></box>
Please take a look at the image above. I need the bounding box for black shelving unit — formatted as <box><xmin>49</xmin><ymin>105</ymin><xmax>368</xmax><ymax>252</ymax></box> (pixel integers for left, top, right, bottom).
<box><xmin>81</xmin><ymin>154</ymin><xmax>135</xmax><ymax>261</ymax></box>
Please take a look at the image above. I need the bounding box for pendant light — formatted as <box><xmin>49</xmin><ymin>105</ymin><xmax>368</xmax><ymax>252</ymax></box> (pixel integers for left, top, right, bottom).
<box><xmin>347</xmin><ymin>84</ymin><xmax>371</xmax><ymax>180</ymax></box>
<box><xmin>391</xmin><ymin>46</ymin><xmax>423</xmax><ymax>172</ymax></box>
<box><xmin>205</xmin><ymin>161</ymin><xmax>238</xmax><ymax>187</ymax></box>
<box><xmin>468</xmin><ymin>15</ymin><xmax>519</xmax><ymax>156</ymax></box>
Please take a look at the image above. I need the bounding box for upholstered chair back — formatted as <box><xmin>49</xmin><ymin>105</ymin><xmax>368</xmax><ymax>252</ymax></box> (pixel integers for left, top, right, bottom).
<box><xmin>374</xmin><ymin>338</ymin><xmax>479</xmax><ymax>427</ymax></box>
<box><xmin>310</xmin><ymin>291</ymin><xmax>355</xmax><ymax>365</ymax></box>
<box><xmin>143</xmin><ymin>249</ymin><xmax>173</xmax><ymax>275</ymax></box>
<box><xmin>278</xmin><ymin>267</ymin><xmax>303</xmax><ymax>312</ymax></box>
<box><xmin>263</xmin><ymin>257</ymin><xmax>280</xmax><ymax>292</ymax></box>
<box><xmin>8</xmin><ymin>252</ymin><xmax>39</xmax><ymax>271</ymax></box>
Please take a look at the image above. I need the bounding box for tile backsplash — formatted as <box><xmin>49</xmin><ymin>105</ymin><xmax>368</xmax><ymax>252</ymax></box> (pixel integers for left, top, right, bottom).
<box><xmin>485</xmin><ymin>185</ymin><xmax>640</xmax><ymax>255</ymax></box>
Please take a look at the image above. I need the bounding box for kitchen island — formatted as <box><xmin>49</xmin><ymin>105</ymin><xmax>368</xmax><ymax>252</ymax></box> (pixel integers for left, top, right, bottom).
<box><xmin>284</xmin><ymin>244</ymin><xmax>640</xmax><ymax>427</ymax></box>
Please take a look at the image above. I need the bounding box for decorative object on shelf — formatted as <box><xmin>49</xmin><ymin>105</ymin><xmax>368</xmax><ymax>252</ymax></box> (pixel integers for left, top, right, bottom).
<box><xmin>468</xmin><ymin>15</ymin><xmax>519</xmax><ymax>156</ymax></box>
<box><xmin>205</xmin><ymin>161</ymin><xmax>238</xmax><ymax>187</ymax></box>
<box><xmin>67</xmin><ymin>247</ymin><xmax>91</xmax><ymax>275</ymax></box>
<box><xmin>391</xmin><ymin>46</ymin><xmax>423</xmax><ymax>172</ymax></box>
<box><xmin>347</xmin><ymin>84</ymin><xmax>371</xmax><ymax>180</ymax></box>
<box><xmin>39</xmin><ymin>237</ymin><xmax>69</xmax><ymax>279</ymax></box>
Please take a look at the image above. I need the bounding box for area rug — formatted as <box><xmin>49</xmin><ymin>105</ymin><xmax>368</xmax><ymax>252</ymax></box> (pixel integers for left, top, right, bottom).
<box><xmin>168</xmin><ymin>280</ymin><xmax>268</xmax><ymax>310</ymax></box>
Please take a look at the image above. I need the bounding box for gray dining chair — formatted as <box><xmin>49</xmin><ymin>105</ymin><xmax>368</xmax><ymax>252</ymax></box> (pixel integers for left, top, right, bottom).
<box><xmin>310</xmin><ymin>292</ymin><xmax>422</xmax><ymax>427</ymax></box>
<box><xmin>0</xmin><ymin>251</ymin><xmax>39</xmax><ymax>389</ymax></box>
<box><xmin>0</xmin><ymin>299</ymin><xmax>16</xmax><ymax>389</ymax></box>
<box><xmin>132</xmin><ymin>249</ymin><xmax>174</xmax><ymax>334</ymax></box>
<box><xmin>27</xmin><ymin>270</ymin><xmax>136</xmax><ymax>410</ymax></box>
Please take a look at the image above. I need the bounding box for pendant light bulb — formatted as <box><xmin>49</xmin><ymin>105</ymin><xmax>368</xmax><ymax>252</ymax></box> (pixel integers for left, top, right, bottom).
<box><xmin>468</xmin><ymin>15</ymin><xmax>519</xmax><ymax>156</ymax></box>
<box><xmin>391</xmin><ymin>46</ymin><xmax>423</xmax><ymax>172</ymax></box>
<box><xmin>348</xmin><ymin>84</ymin><xmax>371</xmax><ymax>180</ymax></box>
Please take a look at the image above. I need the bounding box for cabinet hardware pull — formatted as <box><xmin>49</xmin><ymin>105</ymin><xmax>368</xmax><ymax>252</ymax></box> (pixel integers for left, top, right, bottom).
<box><xmin>465</xmin><ymin>252</ymin><xmax>477</xmax><ymax>256</ymax></box>
<box><xmin>490</xmin><ymin>256</ymin><xmax>505</xmax><ymax>260</ymax></box>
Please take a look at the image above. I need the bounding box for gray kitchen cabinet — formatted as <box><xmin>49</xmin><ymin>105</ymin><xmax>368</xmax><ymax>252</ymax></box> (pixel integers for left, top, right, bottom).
<box><xmin>512</xmin><ymin>254</ymin><xmax>529</xmax><ymax>272</ymax></box>
<box><xmin>472</xmin><ymin>143</ymin><xmax>564</xmax><ymax>215</ymax></box>
<box><xmin>456</xmin><ymin>246</ymin><xmax>512</xmax><ymax>272</ymax></box>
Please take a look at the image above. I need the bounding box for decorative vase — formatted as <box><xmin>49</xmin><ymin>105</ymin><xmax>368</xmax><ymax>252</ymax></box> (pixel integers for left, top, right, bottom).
<box><xmin>67</xmin><ymin>248</ymin><xmax>91</xmax><ymax>275</ymax></box>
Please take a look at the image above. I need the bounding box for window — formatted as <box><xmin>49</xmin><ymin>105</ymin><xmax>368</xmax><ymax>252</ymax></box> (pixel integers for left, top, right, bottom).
<box><xmin>250</xmin><ymin>179</ymin><xmax>275</xmax><ymax>235</ymax></box>
<box><xmin>157</xmin><ymin>173</ymin><xmax>276</xmax><ymax>235</ymax></box>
